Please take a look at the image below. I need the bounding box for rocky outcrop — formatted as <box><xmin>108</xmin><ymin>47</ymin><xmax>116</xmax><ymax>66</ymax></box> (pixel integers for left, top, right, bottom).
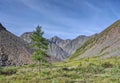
<box><xmin>0</xmin><ymin>24</ymin><xmax>32</xmax><ymax>66</ymax></box>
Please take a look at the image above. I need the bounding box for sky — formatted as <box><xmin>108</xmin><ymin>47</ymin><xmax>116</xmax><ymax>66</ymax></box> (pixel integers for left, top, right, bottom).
<box><xmin>0</xmin><ymin>0</ymin><xmax>120</xmax><ymax>39</ymax></box>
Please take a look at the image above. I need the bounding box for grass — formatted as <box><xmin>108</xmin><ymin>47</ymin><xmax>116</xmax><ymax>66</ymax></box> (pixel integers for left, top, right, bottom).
<box><xmin>0</xmin><ymin>57</ymin><xmax>120</xmax><ymax>83</ymax></box>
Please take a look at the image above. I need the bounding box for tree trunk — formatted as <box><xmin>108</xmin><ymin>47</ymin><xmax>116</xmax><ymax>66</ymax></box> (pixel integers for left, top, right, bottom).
<box><xmin>38</xmin><ymin>60</ymin><xmax>41</xmax><ymax>79</ymax></box>
<box><xmin>38</xmin><ymin>60</ymin><xmax>40</xmax><ymax>72</ymax></box>
<box><xmin>40</xmin><ymin>60</ymin><xmax>42</xmax><ymax>79</ymax></box>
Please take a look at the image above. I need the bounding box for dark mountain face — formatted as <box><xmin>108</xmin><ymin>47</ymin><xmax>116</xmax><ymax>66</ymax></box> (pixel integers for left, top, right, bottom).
<box><xmin>21</xmin><ymin>33</ymin><xmax>89</xmax><ymax>60</ymax></box>
<box><xmin>71</xmin><ymin>20</ymin><xmax>120</xmax><ymax>60</ymax></box>
<box><xmin>0</xmin><ymin>24</ymin><xmax>32</xmax><ymax>66</ymax></box>
<box><xmin>0</xmin><ymin>23</ymin><xmax>6</xmax><ymax>31</ymax></box>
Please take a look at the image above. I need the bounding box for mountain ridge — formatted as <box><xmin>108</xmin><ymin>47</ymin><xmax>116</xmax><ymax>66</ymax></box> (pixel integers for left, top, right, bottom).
<box><xmin>70</xmin><ymin>20</ymin><xmax>120</xmax><ymax>60</ymax></box>
<box><xmin>21</xmin><ymin>32</ymin><xmax>89</xmax><ymax>60</ymax></box>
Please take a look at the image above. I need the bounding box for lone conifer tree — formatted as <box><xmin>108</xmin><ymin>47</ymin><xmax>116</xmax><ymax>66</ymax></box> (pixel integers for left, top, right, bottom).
<box><xmin>30</xmin><ymin>25</ymin><xmax>48</xmax><ymax>74</ymax></box>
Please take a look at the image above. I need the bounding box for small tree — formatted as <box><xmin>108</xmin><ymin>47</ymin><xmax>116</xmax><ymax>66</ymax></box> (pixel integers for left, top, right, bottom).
<box><xmin>30</xmin><ymin>25</ymin><xmax>48</xmax><ymax>75</ymax></box>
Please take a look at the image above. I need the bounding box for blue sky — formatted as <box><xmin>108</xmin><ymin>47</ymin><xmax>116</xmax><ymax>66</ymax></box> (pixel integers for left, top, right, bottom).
<box><xmin>0</xmin><ymin>0</ymin><xmax>120</xmax><ymax>39</ymax></box>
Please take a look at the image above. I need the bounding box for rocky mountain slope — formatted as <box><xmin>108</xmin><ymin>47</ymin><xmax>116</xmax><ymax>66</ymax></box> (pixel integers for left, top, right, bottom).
<box><xmin>47</xmin><ymin>36</ymin><xmax>71</xmax><ymax>60</ymax></box>
<box><xmin>0</xmin><ymin>23</ymin><xmax>32</xmax><ymax>66</ymax></box>
<box><xmin>70</xmin><ymin>20</ymin><xmax>120</xmax><ymax>60</ymax></box>
<box><xmin>21</xmin><ymin>33</ymin><xmax>89</xmax><ymax>60</ymax></box>
<box><xmin>63</xmin><ymin>35</ymin><xmax>90</xmax><ymax>55</ymax></box>
<box><xmin>20</xmin><ymin>32</ymin><xmax>33</xmax><ymax>44</ymax></box>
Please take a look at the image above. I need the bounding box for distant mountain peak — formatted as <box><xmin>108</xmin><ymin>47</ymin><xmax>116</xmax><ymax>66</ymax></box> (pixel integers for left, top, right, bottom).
<box><xmin>0</xmin><ymin>23</ymin><xmax>6</xmax><ymax>31</ymax></box>
<box><xmin>50</xmin><ymin>36</ymin><xmax>63</xmax><ymax>41</ymax></box>
<box><xmin>20</xmin><ymin>32</ymin><xmax>33</xmax><ymax>44</ymax></box>
<box><xmin>53</xmin><ymin>36</ymin><xmax>60</xmax><ymax>38</ymax></box>
<box><xmin>75</xmin><ymin>35</ymin><xmax>89</xmax><ymax>39</ymax></box>
<box><xmin>49</xmin><ymin>36</ymin><xmax>63</xmax><ymax>44</ymax></box>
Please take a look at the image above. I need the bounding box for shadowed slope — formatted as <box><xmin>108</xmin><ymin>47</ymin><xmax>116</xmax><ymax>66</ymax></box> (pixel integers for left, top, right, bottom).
<box><xmin>0</xmin><ymin>23</ymin><xmax>32</xmax><ymax>66</ymax></box>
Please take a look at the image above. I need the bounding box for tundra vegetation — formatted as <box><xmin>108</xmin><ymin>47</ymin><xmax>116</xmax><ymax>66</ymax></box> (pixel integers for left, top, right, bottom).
<box><xmin>0</xmin><ymin>57</ymin><xmax>120</xmax><ymax>83</ymax></box>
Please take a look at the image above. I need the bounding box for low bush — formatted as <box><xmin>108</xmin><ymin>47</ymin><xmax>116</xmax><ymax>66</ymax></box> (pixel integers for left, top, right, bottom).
<box><xmin>0</xmin><ymin>67</ymin><xmax>17</xmax><ymax>75</ymax></box>
<box><xmin>101</xmin><ymin>62</ymin><xmax>113</xmax><ymax>68</ymax></box>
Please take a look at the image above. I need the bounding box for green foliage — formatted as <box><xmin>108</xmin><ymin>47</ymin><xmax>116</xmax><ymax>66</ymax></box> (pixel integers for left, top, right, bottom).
<box><xmin>101</xmin><ymin>62</ymin><xmax>113</xmax><ymax>68</ymax></box>
<box><xmin>0</xmin><ymin>67</ymin><xmax>17</xmax><ymax>75</ymax></box>
<box><xmin>30</xmin><ymin>25</ymin><xmax>48</xmax><ymax>62</ymax></box>
<box><xmin>0</xmin><ymin>58</ymin><xmax>120</xmax><ymax>83</ymax></box>
<box><xmin>30</xmin><ymin>25</ymin><xmax>48</xmax><ymax>78</ymax></box>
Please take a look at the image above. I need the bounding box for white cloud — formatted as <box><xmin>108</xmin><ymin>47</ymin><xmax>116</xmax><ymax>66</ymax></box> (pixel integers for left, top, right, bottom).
<box><xmin>84</xmin><ymin>1</ymin><xmax>101</xmax><ymax>13</ymax></box>
<box><xmin>1</xmin><ymin>0</ymin><xmax>117</xmax><ymax>39</ymax></box>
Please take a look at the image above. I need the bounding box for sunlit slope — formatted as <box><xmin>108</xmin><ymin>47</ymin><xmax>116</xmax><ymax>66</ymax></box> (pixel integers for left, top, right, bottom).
<box><xmin>70</xmin><ymin>20</ymin><xmax>120</xmax><ymax>60</ymax></box>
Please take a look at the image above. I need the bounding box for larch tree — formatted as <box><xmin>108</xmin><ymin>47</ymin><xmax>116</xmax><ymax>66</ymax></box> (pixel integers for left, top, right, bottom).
<box><xmin>30</xmin><ymin>25</ymin><xmax>48</xmax><ymax>75</ymax></box>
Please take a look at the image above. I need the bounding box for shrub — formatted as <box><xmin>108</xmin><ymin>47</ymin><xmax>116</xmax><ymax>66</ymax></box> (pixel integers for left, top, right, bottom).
<box><xmin>0</xmin><ymin>67</ymin><xmax>17</xmax><ymax>75</ymax></box>
<box><xmin>62</xmin><ymin>67</ymin><xmax>75</xmax><ymax>71</ymax></box>
<box><xmin>101</xmin><ymin>62</ymin><xmax>113</xmax><ymax>68</ymax></box>
<box><xmin>28</xmin><ymin>64</ymin><xmax>37</xmax><ymax>68</ymax></box>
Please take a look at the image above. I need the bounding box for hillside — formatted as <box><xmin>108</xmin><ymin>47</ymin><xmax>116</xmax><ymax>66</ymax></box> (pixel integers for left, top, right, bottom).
<box><xmin>70</xmin><ymin>20</ymin><xmax>120</xmax><ymax>60</ymax></box>
<box><xmin>0</xmin><ymin>23</ymin><xmax>32</xmax><ymax>66</ymax></box>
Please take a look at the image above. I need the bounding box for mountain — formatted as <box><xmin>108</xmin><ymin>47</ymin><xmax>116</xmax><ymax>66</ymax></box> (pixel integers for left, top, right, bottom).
<box><xmin>21</xmin><ymin>33</ymin><xmax>89</xmax><ymax>60</ymax></box>
<box><xmin>70</xmin><ymin>20</ymin><xmax>120</xmax><ymax>60</ymax></box>
<box><xmin>63</xmin><ymin>35</ymin><xmax>90</xmax><ymax>55</ymax></box>
<box><xmin>47</xmin><ymin>42</ymin><xmax>69</xmax><ymax>60</ymax></box>
<box><xmin>20</xmin><ymin>32</ymin><xmax>33</xmax><ymax>44</ymax></box>
<box><xmin>0</xmin><ymin>23</ymin><xmax>32</xmax><ymax>66</ymax></box>
<box><xmin>47</xmin><ymin>36</ymin><xmax>71</xmax><ymax>60</ymax></box>
<box><xmin>49</xmin><ymin>36</ymin><xmax>71</xmax><ymax>48</ymax></box>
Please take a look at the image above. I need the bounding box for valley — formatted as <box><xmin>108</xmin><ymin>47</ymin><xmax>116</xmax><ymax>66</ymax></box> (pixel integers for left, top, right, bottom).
<box><xmin>0</xmin><ymin>20</ymin><xmax>120</xmax><ymax>83</ymax></box>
